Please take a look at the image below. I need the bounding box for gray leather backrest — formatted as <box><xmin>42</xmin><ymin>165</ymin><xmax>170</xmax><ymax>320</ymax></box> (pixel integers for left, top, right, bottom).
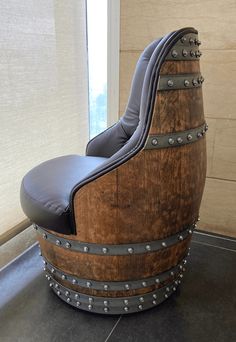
<box><xmin>86</xmin><ymin>38</ymin><xmax>162</xmax><ymax>158</ymax></box>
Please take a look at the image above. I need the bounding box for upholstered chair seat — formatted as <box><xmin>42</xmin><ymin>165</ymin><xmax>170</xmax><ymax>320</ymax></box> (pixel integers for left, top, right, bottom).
<box><xmin>20</xmin><ymin>27</ymin><xmax>207</xmax><ymax>315</ymax></box>
<box><xmin>21</xmin><ymin>155</ymin><xmax>107</xmax><ymax>234</ymax></box>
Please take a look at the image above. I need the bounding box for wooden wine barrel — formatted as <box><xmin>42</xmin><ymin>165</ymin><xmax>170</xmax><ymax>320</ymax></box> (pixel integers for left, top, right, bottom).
<box><xmin>35</xmin><ymin>30</ymin><xmax>206</xmax><ymax>314</ymax></box>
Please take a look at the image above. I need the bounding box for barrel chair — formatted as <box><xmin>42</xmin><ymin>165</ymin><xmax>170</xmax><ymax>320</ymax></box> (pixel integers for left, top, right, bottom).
<box><xmin>20</xmin><ymin>27</ymin><xmax>207</xmax><ymax>315</ymax></box>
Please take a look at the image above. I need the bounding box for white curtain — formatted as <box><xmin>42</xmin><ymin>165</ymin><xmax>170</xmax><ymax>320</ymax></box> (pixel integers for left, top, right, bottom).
<box><xmin>0</xmin><ymin>0</ymin><xmax>89</xmax><ymax>236</ymax></box>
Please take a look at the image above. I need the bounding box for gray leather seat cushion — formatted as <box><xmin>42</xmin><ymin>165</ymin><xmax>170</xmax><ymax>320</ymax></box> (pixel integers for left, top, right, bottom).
<box><xmin>20</xmin><ymin>155</ymin><xmax>107</xmax><ymax>234</ymax></box>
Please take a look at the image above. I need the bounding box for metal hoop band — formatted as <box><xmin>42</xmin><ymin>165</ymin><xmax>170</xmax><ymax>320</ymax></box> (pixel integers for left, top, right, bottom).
<box><xmin>158</xmin><ymin>73</ymin><xmax>204</xmax><ymax>91</ymax></box>
<box><xmin>35</xmin><ymin>223</ymin><xmax>195</xmax><ymax>255</ymax></box>
<box><xmin>145</xmin><ymin>122</ymin><xmax>208</xmax><ymax>150</ymax></box>
<box><xmin>47</xmin><ymin>274</ymin><xmax>184</xmax><ymax>315</ymax></box>
<box><xmin>43</xmin><ymin>255</ymin><xmax>188</xmax><ymax>291</ymax></box>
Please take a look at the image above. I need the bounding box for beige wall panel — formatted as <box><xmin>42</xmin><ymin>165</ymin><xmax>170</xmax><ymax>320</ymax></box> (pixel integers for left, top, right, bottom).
<box><xmin>205</xmin><ymin>118</ymin><xmax>216</xmax><ymax>178</ymax></box>
<box><xmin>119</xmin><ymin>51</ymin><xmax>140</xmax><ymax>115</ymax></box>
<box><xmin>202</xmin><ymin>50</ymin><xmax>236</xmax><ymax>120</ymax></box>
<box><xmin>210</xmin><ymin>119</ymin><xmax>236</xmax><ymax>181</ymax></box>
<box><xmin>199</xmin><ymin>178</ymin><xmax>236</xmax><ymax>237</ymax></box>
<box><xmin>120</xmin><ymin>0</ymin><xmax>236</xmax><ymax>51</ymax></box>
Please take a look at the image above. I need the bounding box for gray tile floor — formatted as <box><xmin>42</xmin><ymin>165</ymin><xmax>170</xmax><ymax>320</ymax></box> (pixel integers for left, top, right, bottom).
<box><xmin>0</xmin><ymin>230</ymin><xmax>235</xmax><ymax>342</ymax></box>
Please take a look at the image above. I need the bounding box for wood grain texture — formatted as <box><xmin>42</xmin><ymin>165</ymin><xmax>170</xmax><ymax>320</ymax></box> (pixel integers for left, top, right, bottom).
<box><xmin>39</xmin><ymin>236</ymin><xmax>190</xmax><ymax>282</ymax></box>
<box><xmin>38</xmin><ymin>56</ymin><xmax>206</xmax><ymax>299</ymax></box>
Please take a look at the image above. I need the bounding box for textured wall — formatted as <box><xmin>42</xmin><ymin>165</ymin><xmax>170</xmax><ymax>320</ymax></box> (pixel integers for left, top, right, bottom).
<box><xmin>0</xmin><ymin>0</ymin><xmax>88</xmax><ymax>236</ymax></box>
<box><xmin>119</xmin><ymin>0</ymin><xmax>236</xmax><ymax>237</ymax></box>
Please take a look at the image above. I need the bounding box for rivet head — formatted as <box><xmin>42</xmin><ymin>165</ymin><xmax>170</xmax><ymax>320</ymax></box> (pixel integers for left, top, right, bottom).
<box><xmin>142</xmin><ymin>281</ymin><xmax>147</xmax><ymax>287</ymax></box>
<box><xmin>145</xmin><ymin>244</ymin><xmax>151</xmax><ymax>251</ymax></box>
<box><xmin>153</xmin><ymin>294</ymin><xmax>157</xmax><ymax>299</ymax></box>
<box><xmin>65</xmin><ymin>241</ymin><xmax>71</xmax><ymax>249</ymax></box>
<box><xmin>173</xmin><ymin>286</ymin><xmax>176</xmax><ymax>291</ymax></box>
<box><xmin>125</xmin><ymin>284</ymin><xmax>130</xmax><ymax>290</ymax></box>
<box><xmin>168</xmin><ymin>138</ymin><xmax>174</xmax><ymax>145</ymax></box>
<box><xmin>76</xmin><ymin>301</ymin><xmax>81</xmax><ymax>306</ymax></box>
<box><xmin>178</xmin><ymin>235</ymin><xmax>184</xmax><ymax>241</ymax></box>
<box><xmin>187</xmin><ymin>134</ymin><xmax>193</xmax><ymax>141</ymax></box>
<box><xmin>175</xmin><ymin>280</ymin><xmax>179</xmax><ymax>286</ymax></box>
<box><xmin>55</xmin><ymin>283</ymin><xmax>59</xmax><ymax>289</ymax></box>
<box><xmin>88</xmin><ymin>305</ymin><xmax>93</xmax><ymax>310</ymax></box>
<box><xmin>61</xmin><ymin>274</ymin><xmax>66</xmax><ymax>280</ymax></box>
<box><xmin>57</xmin><ymin>290</ymin><xmax>61</xmax><ymax>296</ymax></box>
<box><xmin>128</xmin><ymin>247</ymin><xmax>134</xmax><ymax>254</ymax></box>
<box><xmin>55</xmin><ymin>239</ymin><xmax>61</xmax><ymax>246</ymax></box>
<box><xmin>86</xmin><ymin>281</ymin><xmax>92</xmax><ymax>288</ymax></box>
<box><xmin>152</xmin><ymin>300</ymin><xmax>157</xmax><ymax>305</ymax></box>
<box><xmin>124</xmin><ymin>306</ymin><xmax>129</xmax><ymax>312</ymax></box>
<box><xmin>49</xmin><ymin>282</ymin><xmax>54</xmax><ymax>288</ymax></box>
<box><xmin>197</xmin><ymin>132</ymin><xmax>202</xmax><ymax>138</ymax></box>
<box><xmin>65</xmin><ymin>291</ymin><xmax>70</xmax><ymax>297</ymax></box>
<box><xmin>184</xmin><ymin>79</ymin><xmax>190</xmax><ymax>87</ymax></box>
<box><xmin>104</xmin><ymin>284</ymin><xmax>109</xmax><ymax>290</ymax></box>
<box><xmin>190</xmin><ymin>50</ymin><xmax>195</xmax><ymax>57</ymax></box>
<box><xmin>164</xmin><ymin>294</ymin><xmax>169</xmax><ymax>299</ymax></box>
<box><xmin>124</xmin><ymin>299</ymin><xmax>129</xmax><ymax>305</ymax></box>
<box><xmin>155</xmin><ymin>278</ymin><xmax>160</xmax><ymax>284</ymax></box>
<box><xmin>67</xmin><ymin>297</ymin><xmax>71</xmax><ymax>303</ymax></box>
<box><xmin>178</xmin><ymin>280</ymin><xmax>181</xmax><ymax>284</ymax></box>
<box><xmin>51</xmin><ymin>268</ymin><xmax>55</xmax><ymax>273</ymax></box>
<box><xmin>183</xmin><ymin>259</ymin><xmax>187</xmax><ymax>265</ymax></box>
<box><xmin>75</xmin><ymin>294</ymin><xmax>80</xmax><ymax>300</ymax></box>
<box><xmin>104</xmin><ymin>307</ymin><xmax>109</xmax><ymax>313</ymax></box>
<box><xmin>188</xmin><ymin>229</ymin><xmax>193</xmax><ymax>234</ymax></box>
<box><xmin>179</xmin><ymin>265</ymin><xmax>183</xmax><ymax>270</ymax></box>
<box><xmin>43</xmin><ymin>233</ymin><xmax>47</xmax><ymax>239</ymax></box>
<box><xmin>167</xmin><ymin>79</ymin><xmax>174</xmax><ymax>87</ymax></box>
<box><xmin>196</xmin><ymin>50</ymin><xmax>202</xmax><ymax>58</ymax></box>
<box><xmin>151</xmin><ymin>138</ymin><xmax>158</xmax><ymax>146</ymax></box>
<box><xmin>83</xmin><ymin>246</ymin><xmax>89</xmax><ymax>253</ymax></box>
<box><xmin>171</xmin><ymin>50</ymin><xmax>178</xmax><ymax>58</ymax></box>
<box><xmin>104</xmin><ymin>300</ymin><xmax>109</xmax><ymax>306</ymax></box>
<box><xmin>181</xmin><ymin>36</ymin><xmax>187</xmax><ymax>43</ymax></box>
<box><xmin>192</xmin><ymin>79</ymin><xmax>198</xmax><ymax>86</ymax></box>
<box><xmin>43</xmin><ymin>266</ymin><xmax>46</xmax><ymax>271</ymax></box>
<box><xmin>182</xmin><ymin>49</ymin><xmax>188</xmax><ymax>57</ymax></box>
<box><xmin>139</xmin><ymin>297</ymin><xmax>144</xmax><ymax>303</ymax></box>
<box><xmin>166</xmin><ymin>287</ymin><xmax>170</xmax><ymax>292</ymax></box>
<box><xmin>177</xmin><ymin>137</ymin><xmax>183</xmax><ymax>144</ymax></box>
<box><xmin>89</xmin><ymin>297</ymin><xmax>93</xmax><ymax>303</ymax></box>
<box><xmin>138</xmin><ymin>304</ymin><xmax>143</xmax><ymax>310</ymax></box>
<box><xmin>102</xmin><ymin>247</ymin><xmax>108</xmax><ymax>254</ymax></box>
<box><xmin>179</xmin><ymin>273</ymin><xmax>184</xmax><ymax>278</ymax></box>
<box><xmin>189</xmin><ymin>37</ymin><xmax>194</xmax><ymax>45</ymax></box>
<box><xmin>162</xmin><ymin>242</ymin><xmax>167</xmax><ymax>248</ymax></box>
<box><xmin>72</xmin><ymin>279</ymin><xmax>77</xmax><ymax>284</ymax></box>
<box><xmin>170</xmin><ymin>271</ymin><xmax>175</xmax><ymax>277</ymax></box>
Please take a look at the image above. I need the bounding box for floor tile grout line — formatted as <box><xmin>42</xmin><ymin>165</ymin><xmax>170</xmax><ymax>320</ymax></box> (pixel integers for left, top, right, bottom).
<box><xmin>104</xmin><ymin>316</ymin><xmax>122</xmax><ymax>342</ymax></box>
<box><xmin>0</xmin><ymin>241</ymin><xmax>39</xmax><ymax>273</ymax></box>
<box><xmin>195</xmin><ymin>231</ymin><xmax>236</xmax><ymax>243</ymax></box>
<box><xmin>192</xmin><ymin>240</ymin><xmax>236</xmax><ymax>252</ymax></box>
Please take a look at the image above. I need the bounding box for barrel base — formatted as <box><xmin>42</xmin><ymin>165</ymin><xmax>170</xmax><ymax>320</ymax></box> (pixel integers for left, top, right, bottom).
<box><xmin>45</xmin><ymin>272</ymin><xmax>184</xmax><ymax>315</ymax></box>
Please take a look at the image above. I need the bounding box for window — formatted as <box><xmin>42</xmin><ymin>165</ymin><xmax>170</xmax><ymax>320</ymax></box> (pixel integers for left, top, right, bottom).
<box><xmin>86</xmin><ymin>0</ymin><xmax>108</xmax><ymax>138</ymax></box>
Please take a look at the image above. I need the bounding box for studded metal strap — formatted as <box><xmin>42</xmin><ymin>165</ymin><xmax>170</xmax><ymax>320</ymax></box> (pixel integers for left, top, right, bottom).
<box><xmin>35</xmin><ymin>223</ymin><xmax>195</xmax><ymax>255</ymax></box>
<box><xmin>43</xmin><ymin>254</ymin><xmax>188</xmax><ymax>291</ymax></box>
<box><xmin>46</xmin><ymin>272</ymin><xmax>184</xmax><ymax>314</ymax></box>
<box><xmin>165</xmin><ymin>33</ymin><xmax>202</xmax><ymax>61</ymax></box>
<box><xmin>145</xmin><ymin>122</ymin><xmax>208</xmax><ymax>150</ymax></box>
<box><xmin>158</xmin><ymin>73</ymin><xmax>204</xmax><ymax>91</ymax></box>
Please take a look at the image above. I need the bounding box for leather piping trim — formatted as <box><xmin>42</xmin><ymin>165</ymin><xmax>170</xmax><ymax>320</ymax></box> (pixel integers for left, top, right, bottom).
<box><xmin>34</xmin><ymin>222</ymin><xmax>195</xmax><ymax>255</ymax></box>
<box><xmin>69</xmin><ymin>27</ymin><xmax>199</xmax><ymax>234</ymax></box>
